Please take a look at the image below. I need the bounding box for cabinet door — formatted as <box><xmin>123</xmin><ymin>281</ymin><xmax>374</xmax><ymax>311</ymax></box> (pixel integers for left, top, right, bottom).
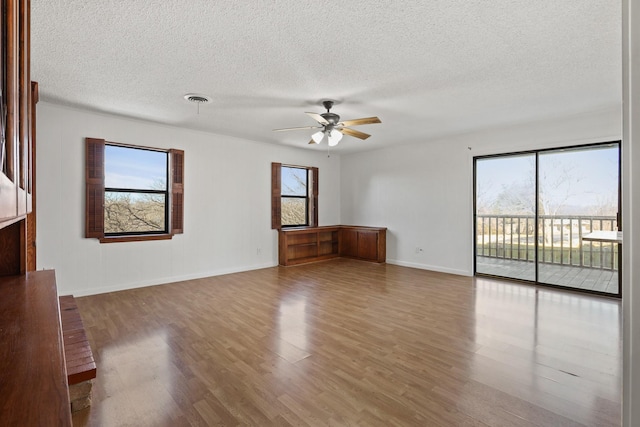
<box><xmin>357</xmin><ymin>231</ymin><xmax>379</xmax><ymax>261</ymax></box>
<box><xmin>339</xmin><ymin>228</ymin><xmax>358</xmax><ymax>257</ymax></box>
<box><xmin>1</xmin><ymin>0</ymin><xmax>32</xmax><ymax>227</ymax></box>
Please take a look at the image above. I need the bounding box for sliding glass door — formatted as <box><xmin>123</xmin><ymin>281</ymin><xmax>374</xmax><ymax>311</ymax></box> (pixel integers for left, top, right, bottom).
<box><xmin>474</xmin><ymin>142</ymin><xmax>620</xmax><ymax>296</ymax></box>
<box><xmin>537</xmin><ymin>145</ymin><xmax>619</xmax><ymax>293</ymax></box>
<box><xmin>475</xmin><ymin>153</ymin><xmax>536</xmax><ymax>281</ymax></box>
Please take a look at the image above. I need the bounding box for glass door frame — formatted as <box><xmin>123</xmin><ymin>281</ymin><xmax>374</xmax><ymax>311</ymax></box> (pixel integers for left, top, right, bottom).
<box><xmin>473</xmin><ymin>141</ymin><xmax>622</xmax><ymax>298</ymax></box>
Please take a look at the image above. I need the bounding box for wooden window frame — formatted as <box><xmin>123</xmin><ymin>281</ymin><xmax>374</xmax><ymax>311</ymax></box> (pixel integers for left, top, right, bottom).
<box><xmin>85</xmin><ymin>138</ymin><xmax>184</xmax><ymax>243</ymax></box>
<box><xmin>271</xmin><ymin>162</ymin><xmax>318</xmax><ymax>230</ymax></box>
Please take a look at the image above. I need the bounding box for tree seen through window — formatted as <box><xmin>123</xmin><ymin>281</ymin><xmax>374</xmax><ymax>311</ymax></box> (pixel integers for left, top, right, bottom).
<box><xmin>104</xmin><ymin>145</ymin><xmax>168</xmax><ymax>234</ymax></box>
<box><xmin>281</xmin><ymin>166</ymin><xmax>308</xmax><ymax>226</ymax></box>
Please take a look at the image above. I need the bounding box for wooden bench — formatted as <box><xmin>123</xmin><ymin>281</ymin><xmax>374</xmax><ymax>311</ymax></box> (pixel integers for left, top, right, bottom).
<box><xmin>59</xmin><ymin>295</ymin><xmax>96</xmax><ymax>412</ymax></box>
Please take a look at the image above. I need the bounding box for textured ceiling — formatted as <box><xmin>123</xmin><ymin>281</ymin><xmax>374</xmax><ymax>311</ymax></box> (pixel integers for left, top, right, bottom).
<box><xmin>31</xmin><ymin>1</ymin><xmax>621</xmax><ymax>154</ymax></box>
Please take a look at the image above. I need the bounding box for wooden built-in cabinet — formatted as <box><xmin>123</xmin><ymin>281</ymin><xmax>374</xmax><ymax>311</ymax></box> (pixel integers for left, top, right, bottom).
<box><xmin>1</xmin><ymin>0</ymin><xmax>38</xmax><ymax>274</ymax></box>
<box><xmin>279</xmin><ymin>225</ymin><xmax>386</xmax><ymax>266</ymax></box>
<box><xmin>0</xmin><ymin>1</ymin><xmax>69</xmax><ymax>424</ymax></box>
<box><xmin>0</xmin><ymin>271</ymin><xmax>72</xmax><ymax>426</ymax></box>
<box><xmin>1</xmin><ymin>0</ymin><xmax>33</xmax><ymax>228</ymax></box>
<box><xmin>338</xmin><ymin>226</ymin><xmax>386</xmax><ymax>263</ymax></box>
<box><xmin>279</xmin><ymin>226</ymin><xmax>340</xmax><ymax>266</ymax></box>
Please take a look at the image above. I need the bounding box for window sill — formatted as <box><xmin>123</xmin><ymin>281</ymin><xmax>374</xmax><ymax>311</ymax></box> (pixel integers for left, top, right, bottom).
<box><xmin>99</xmin><ymin>234</ymin><xmax>173</xmax><ymax>244</ymax></box>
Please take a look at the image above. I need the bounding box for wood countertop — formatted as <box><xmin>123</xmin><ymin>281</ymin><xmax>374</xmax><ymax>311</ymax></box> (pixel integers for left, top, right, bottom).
<box><xmin>0</xmin><ymin>270</ymin><xmax>72</xmax><ymax>426</ymax></box>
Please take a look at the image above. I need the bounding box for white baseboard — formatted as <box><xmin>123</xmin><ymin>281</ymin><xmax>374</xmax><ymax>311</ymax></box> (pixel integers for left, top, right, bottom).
<box><xmin>386</xmin><ymin>259</ymin><xmax>471</xmax><ymax>277</ymax></box>
<box><xmin>66</xmin><ymin>262</ymin><xmax>277</xmax><ymax>297</ymax></box>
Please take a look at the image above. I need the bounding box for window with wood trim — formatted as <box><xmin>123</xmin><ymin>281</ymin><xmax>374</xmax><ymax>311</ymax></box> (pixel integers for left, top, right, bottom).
<box><xmin>85</xmin><ymin>138</ymin><xmax>184</xmax><ymax>242</ymax></box>
<box><xmin>271</xmin><ymin>162</ymin><xmax>318</xmax><ymax>229</ymax></box>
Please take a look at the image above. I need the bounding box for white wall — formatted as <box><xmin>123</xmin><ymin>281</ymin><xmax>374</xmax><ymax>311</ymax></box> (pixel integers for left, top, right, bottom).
<box><xmin>36</xmin><ymin>102</ymin><xmax>341</xmax><ymax>296</ymax></box>
<box><xmin>622</xmin><ymin>0</ymin><xmax>639</xmax><ymax>425</ymax></box>
<box><xmin>340</xmin><ymin>108</ymin><xmax>621</xmax><ymax>276</ymax></box>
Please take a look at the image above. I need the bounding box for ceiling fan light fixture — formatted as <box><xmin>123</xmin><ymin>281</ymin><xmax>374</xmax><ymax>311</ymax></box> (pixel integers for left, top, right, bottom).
<box><xmin>311</xmin><ymin>130</ymin><xmax>324</xmax><ymax>144</ymax></box>
<box><xmin>328</xmin><ymin>130</ymin><xmax>343</xmax><ymax>147</ymax></box>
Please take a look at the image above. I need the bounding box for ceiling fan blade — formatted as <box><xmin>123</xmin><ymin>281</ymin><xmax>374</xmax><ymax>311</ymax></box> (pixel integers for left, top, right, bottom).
<box><xmin>341</xmin><ymin>127</ymin><xmax>371</xmax><ymax>140</ymax></box>
<box><xmin>273</xmin><ymin>125</ymin><xmax>321</xmax><ymax>132</ymax></box>
<box><xmin>339</xmin><ymin>117</ymin><xmax>381</xmax><ymax>127</ymax></box>
<box><xmin>305</xmin><ymin>112</ymin><xmax>330</xmax><ymax>125</ymax></box>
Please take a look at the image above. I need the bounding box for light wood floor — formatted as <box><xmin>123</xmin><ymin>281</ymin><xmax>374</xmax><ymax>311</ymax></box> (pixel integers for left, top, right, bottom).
<box><xmin>72</xmin><ymin>259</ymin><xmax>621</xmax><ymax>426</ymax></box>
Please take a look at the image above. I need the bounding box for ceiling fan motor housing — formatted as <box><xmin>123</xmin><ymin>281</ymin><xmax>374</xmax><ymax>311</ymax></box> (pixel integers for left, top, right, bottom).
<box><xmin>321</xmin><ymin>100</ymin><xmax>340</xmax><ymax>124</ymax></box>
<box><xmin>321</xmin><ymin>112</ymin><xmax>340</xmax><ymax>125</ymax></box>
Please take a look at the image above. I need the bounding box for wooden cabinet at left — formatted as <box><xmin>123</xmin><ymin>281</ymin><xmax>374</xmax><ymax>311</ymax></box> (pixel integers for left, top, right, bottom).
<box><xmin>0</xmin><ymin>0</ymin><xmax>38</xmax><ymax>275</ymax></box>
<box><xmin>0</xmin><ymin>271</ymin><xmax>73</xmax><ymax>426</ymax></box>
<box><xmin>0</xmin><ymin>1</ymin><xmax>68</xmax><ymax>425</ymax></box>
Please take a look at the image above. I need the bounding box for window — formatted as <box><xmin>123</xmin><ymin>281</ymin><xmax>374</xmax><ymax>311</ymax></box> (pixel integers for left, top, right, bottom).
<box><xmin>271</xmin><ymin>163</ymin><xmax>318</xmax><ymax>229</ymax></box>
<box><xmin>104</xmin><ymin>145</ymin><xmax>168</xmax><ymax>235</ymax></box>
<box><xmin>86</xmin><ymin>138</ymin><xmax>184</xmax><ymax>242</ymax></box>
<box><xmin>281</xmin><ymin>166</ymin><xmax>309</xmax><ymax>226</ymax></box>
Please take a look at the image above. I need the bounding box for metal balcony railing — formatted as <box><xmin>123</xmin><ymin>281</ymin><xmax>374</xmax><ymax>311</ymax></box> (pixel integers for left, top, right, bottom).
<box><xmin>476</xmin><ymin>215</ymin><xmax>618</xmax><ymax>271</ymax></box>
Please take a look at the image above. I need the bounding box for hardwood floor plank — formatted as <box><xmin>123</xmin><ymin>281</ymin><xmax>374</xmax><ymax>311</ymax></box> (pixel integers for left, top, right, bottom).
<box><xmin>72</xmin><ymin>259</ymin><xmax>621</xmax><ymax>426</ymax></box>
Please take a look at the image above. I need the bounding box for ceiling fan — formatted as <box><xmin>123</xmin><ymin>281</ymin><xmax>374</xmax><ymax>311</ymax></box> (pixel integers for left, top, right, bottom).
<box><xmin>273</xmin><ymin>100</ymin><xmax>381</xmax><ymax>147</ymax></box>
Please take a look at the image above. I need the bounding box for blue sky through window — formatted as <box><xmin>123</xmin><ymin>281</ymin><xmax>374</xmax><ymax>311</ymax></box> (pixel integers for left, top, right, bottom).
<box><xmin>105</xmin><ymin>145</ymin><xmax>167</xmax><ymax>190</ymax></box>
<box><xmin>476</xmin><ymin>144</ymin><xmax>619</xmax><ymax>215</ymax></box>
<box><xmin>281</xmin><ymin>166</ymin><xmax>307</xmax><ymax>196</ymax></box>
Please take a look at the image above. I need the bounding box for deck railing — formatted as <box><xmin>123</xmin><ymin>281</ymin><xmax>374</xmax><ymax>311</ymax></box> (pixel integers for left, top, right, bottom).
<box><xmin>476</xmin><ymin>215</ymin><xmax>618</xmax><ymax>271</ymax></box>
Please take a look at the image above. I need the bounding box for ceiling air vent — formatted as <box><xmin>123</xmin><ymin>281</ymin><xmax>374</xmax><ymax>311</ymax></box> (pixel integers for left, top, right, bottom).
<box><xmin>184</xmin><ymin>93</ymin><xmax>212</xmax><ymax>104</ymax></box>
<box><xmin>183</xmin><ymin>93</ymin><xmax>212</xmax><ymax>114</ymax></box>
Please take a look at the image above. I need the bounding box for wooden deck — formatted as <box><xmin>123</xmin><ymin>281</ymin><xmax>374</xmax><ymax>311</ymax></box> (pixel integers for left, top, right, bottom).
<box><xmin>477</xmin><ymin>256</ymin><xmax>619</xmax><ymax>294</ymax></box>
